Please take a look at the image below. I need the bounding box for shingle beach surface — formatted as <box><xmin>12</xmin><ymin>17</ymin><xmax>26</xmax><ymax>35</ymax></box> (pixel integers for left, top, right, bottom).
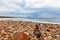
<box><xmin>0</xmin><ymin>20</ymin><xmax>59</xmax><ymax>40</ymax></box>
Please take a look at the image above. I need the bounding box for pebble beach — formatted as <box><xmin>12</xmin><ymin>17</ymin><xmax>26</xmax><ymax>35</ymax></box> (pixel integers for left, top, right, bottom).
<box><xmin>0</xmin><ymin>20</ymin><xmax>59</xmax><ymax>40</ymax></box>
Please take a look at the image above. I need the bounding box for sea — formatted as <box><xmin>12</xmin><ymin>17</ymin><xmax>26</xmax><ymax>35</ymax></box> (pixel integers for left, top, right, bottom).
<box><xmin>0</xmin><ymin>18</ymin><xmax>60</xmax><ymax>24</ymax></box>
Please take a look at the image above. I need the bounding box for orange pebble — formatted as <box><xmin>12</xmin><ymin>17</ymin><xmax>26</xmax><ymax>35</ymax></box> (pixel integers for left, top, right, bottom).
<box><xmin>1</xmin><ymin>30</ymin><xmax>7</xmax><ymax>36</ymax></box>
<box><xmin>14</xmin><ymin>32</ymin><xmax>29</xmax><ymax>40</ymax></box>
<box><xmin>8</xmin><ymin>30</ymin><xmax>13</xmax><ymax>33</ymax></box>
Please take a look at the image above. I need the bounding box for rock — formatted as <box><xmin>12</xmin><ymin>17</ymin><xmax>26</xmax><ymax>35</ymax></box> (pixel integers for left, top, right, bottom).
<box><xmin>14</xmin><ymin>32</ymin><xmax>29</xmax><ymax>40</ymax></box>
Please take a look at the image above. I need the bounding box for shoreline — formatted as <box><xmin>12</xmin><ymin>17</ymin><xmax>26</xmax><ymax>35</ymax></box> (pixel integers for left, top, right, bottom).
<box><xmin>0</xmin><ymin>18</ymin><xmax>60</xmax><ymax>24</ymax></box>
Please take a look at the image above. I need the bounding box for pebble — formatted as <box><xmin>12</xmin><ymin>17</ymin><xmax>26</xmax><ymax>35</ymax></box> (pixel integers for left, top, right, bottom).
<box><xmin>0</xmin><ymin>20</ymin><xmax>59</xmax><ymax>40</ymax></box>
<box><xmin>1</xmin><ymin>30</ymin><xmax>7</xmax><ymax>36</ymax></box>
<box><xmin>14</xmin><ymin>32</ymin><xmax>29</xmax><ymax>40</ymax></box>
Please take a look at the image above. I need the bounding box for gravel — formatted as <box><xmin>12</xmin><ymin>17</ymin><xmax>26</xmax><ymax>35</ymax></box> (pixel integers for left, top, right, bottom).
<box><xmin>0</xmin><ymin>20</ymin><xmax>59</xmax><ymax>40</ymax></box>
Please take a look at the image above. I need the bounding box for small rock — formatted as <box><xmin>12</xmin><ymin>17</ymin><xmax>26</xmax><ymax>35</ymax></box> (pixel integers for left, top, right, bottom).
<box><xmin>52</xmin><ymin>35</ymin><xmax>57</xmax><ymax>39</ymax></box>
<box><xmin>1</xmin><ymin>30</ymin><xmax>7</xmax><ymax>36</ymax></box>
<box><xmin>14</xmin><ymin>32</ymin><xmax>29</xmax><ymax>40</ymax></box>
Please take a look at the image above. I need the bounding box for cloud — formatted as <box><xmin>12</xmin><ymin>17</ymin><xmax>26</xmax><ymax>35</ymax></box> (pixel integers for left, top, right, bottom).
<box><xmin>38</xmin><ymin>13</ymin><xmax>53</xmax><ymax>18</ymax></box>
<box><xmin>0</xmin><ymin>0</ymin><xmax>55</xmax><ymax>13</ymax></box>
<box><xmin>0</xmin><ymin>0</ymin><xmax>40</xmax><ymax>14</ymax></box>
<box><xmin>25</xmin><ymin>0</ymin><xmax>53</xmax><ymax>8</ymax></box>
<box><xmin>0</xmin><ymin>0</ymin><xmax>60</xmax><ymax>18</ymax></box>
<box><xmin>47</xmin><ymin>0</ymin><xmax>60</xmax><ymax>8</ymax></box>
<box><xmin>27</xmin><ymin>8</ymin><xmax>60</xmax><ymax>18</ymax></box>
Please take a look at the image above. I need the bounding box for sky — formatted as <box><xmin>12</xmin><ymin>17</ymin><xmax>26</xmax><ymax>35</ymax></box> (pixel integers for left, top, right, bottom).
<box><xmin>0</xmin><ymin>0</ymin><xmax>60</xmax><ymax>18</ymax></box>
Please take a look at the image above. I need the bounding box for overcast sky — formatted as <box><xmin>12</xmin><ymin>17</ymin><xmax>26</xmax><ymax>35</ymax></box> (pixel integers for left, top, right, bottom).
<box><xmin>0</xmin><ymin>0</ymin><xmax>60</xmax><ymax>18</ymax></box>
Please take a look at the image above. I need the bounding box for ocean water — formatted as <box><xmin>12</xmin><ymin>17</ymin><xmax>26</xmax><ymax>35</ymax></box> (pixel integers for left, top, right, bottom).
<box><xmin>0</xmin><ymin>18</ymin><xmax>60</xmax><ymax>24</ymax></box>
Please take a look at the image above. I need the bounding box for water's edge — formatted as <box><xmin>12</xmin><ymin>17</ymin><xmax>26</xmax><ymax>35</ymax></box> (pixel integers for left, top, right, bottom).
<box><xmin>0</xmin><ymin>18</ymin><xmax>60</xmax><ymax>24</ymax></box>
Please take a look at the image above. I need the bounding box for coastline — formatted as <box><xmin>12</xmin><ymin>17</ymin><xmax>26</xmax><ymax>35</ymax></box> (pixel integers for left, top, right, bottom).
<box><xmin>0</xmin><ymin>18</ymin><xmax>60</xmax><ymax>24</ymax></box>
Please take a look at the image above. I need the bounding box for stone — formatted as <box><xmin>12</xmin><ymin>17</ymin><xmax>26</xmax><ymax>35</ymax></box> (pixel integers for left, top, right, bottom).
<box><xmin>14</xmin><ymin>32</ymin><xmax>29</xmax><ymax>40</ymax></box>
